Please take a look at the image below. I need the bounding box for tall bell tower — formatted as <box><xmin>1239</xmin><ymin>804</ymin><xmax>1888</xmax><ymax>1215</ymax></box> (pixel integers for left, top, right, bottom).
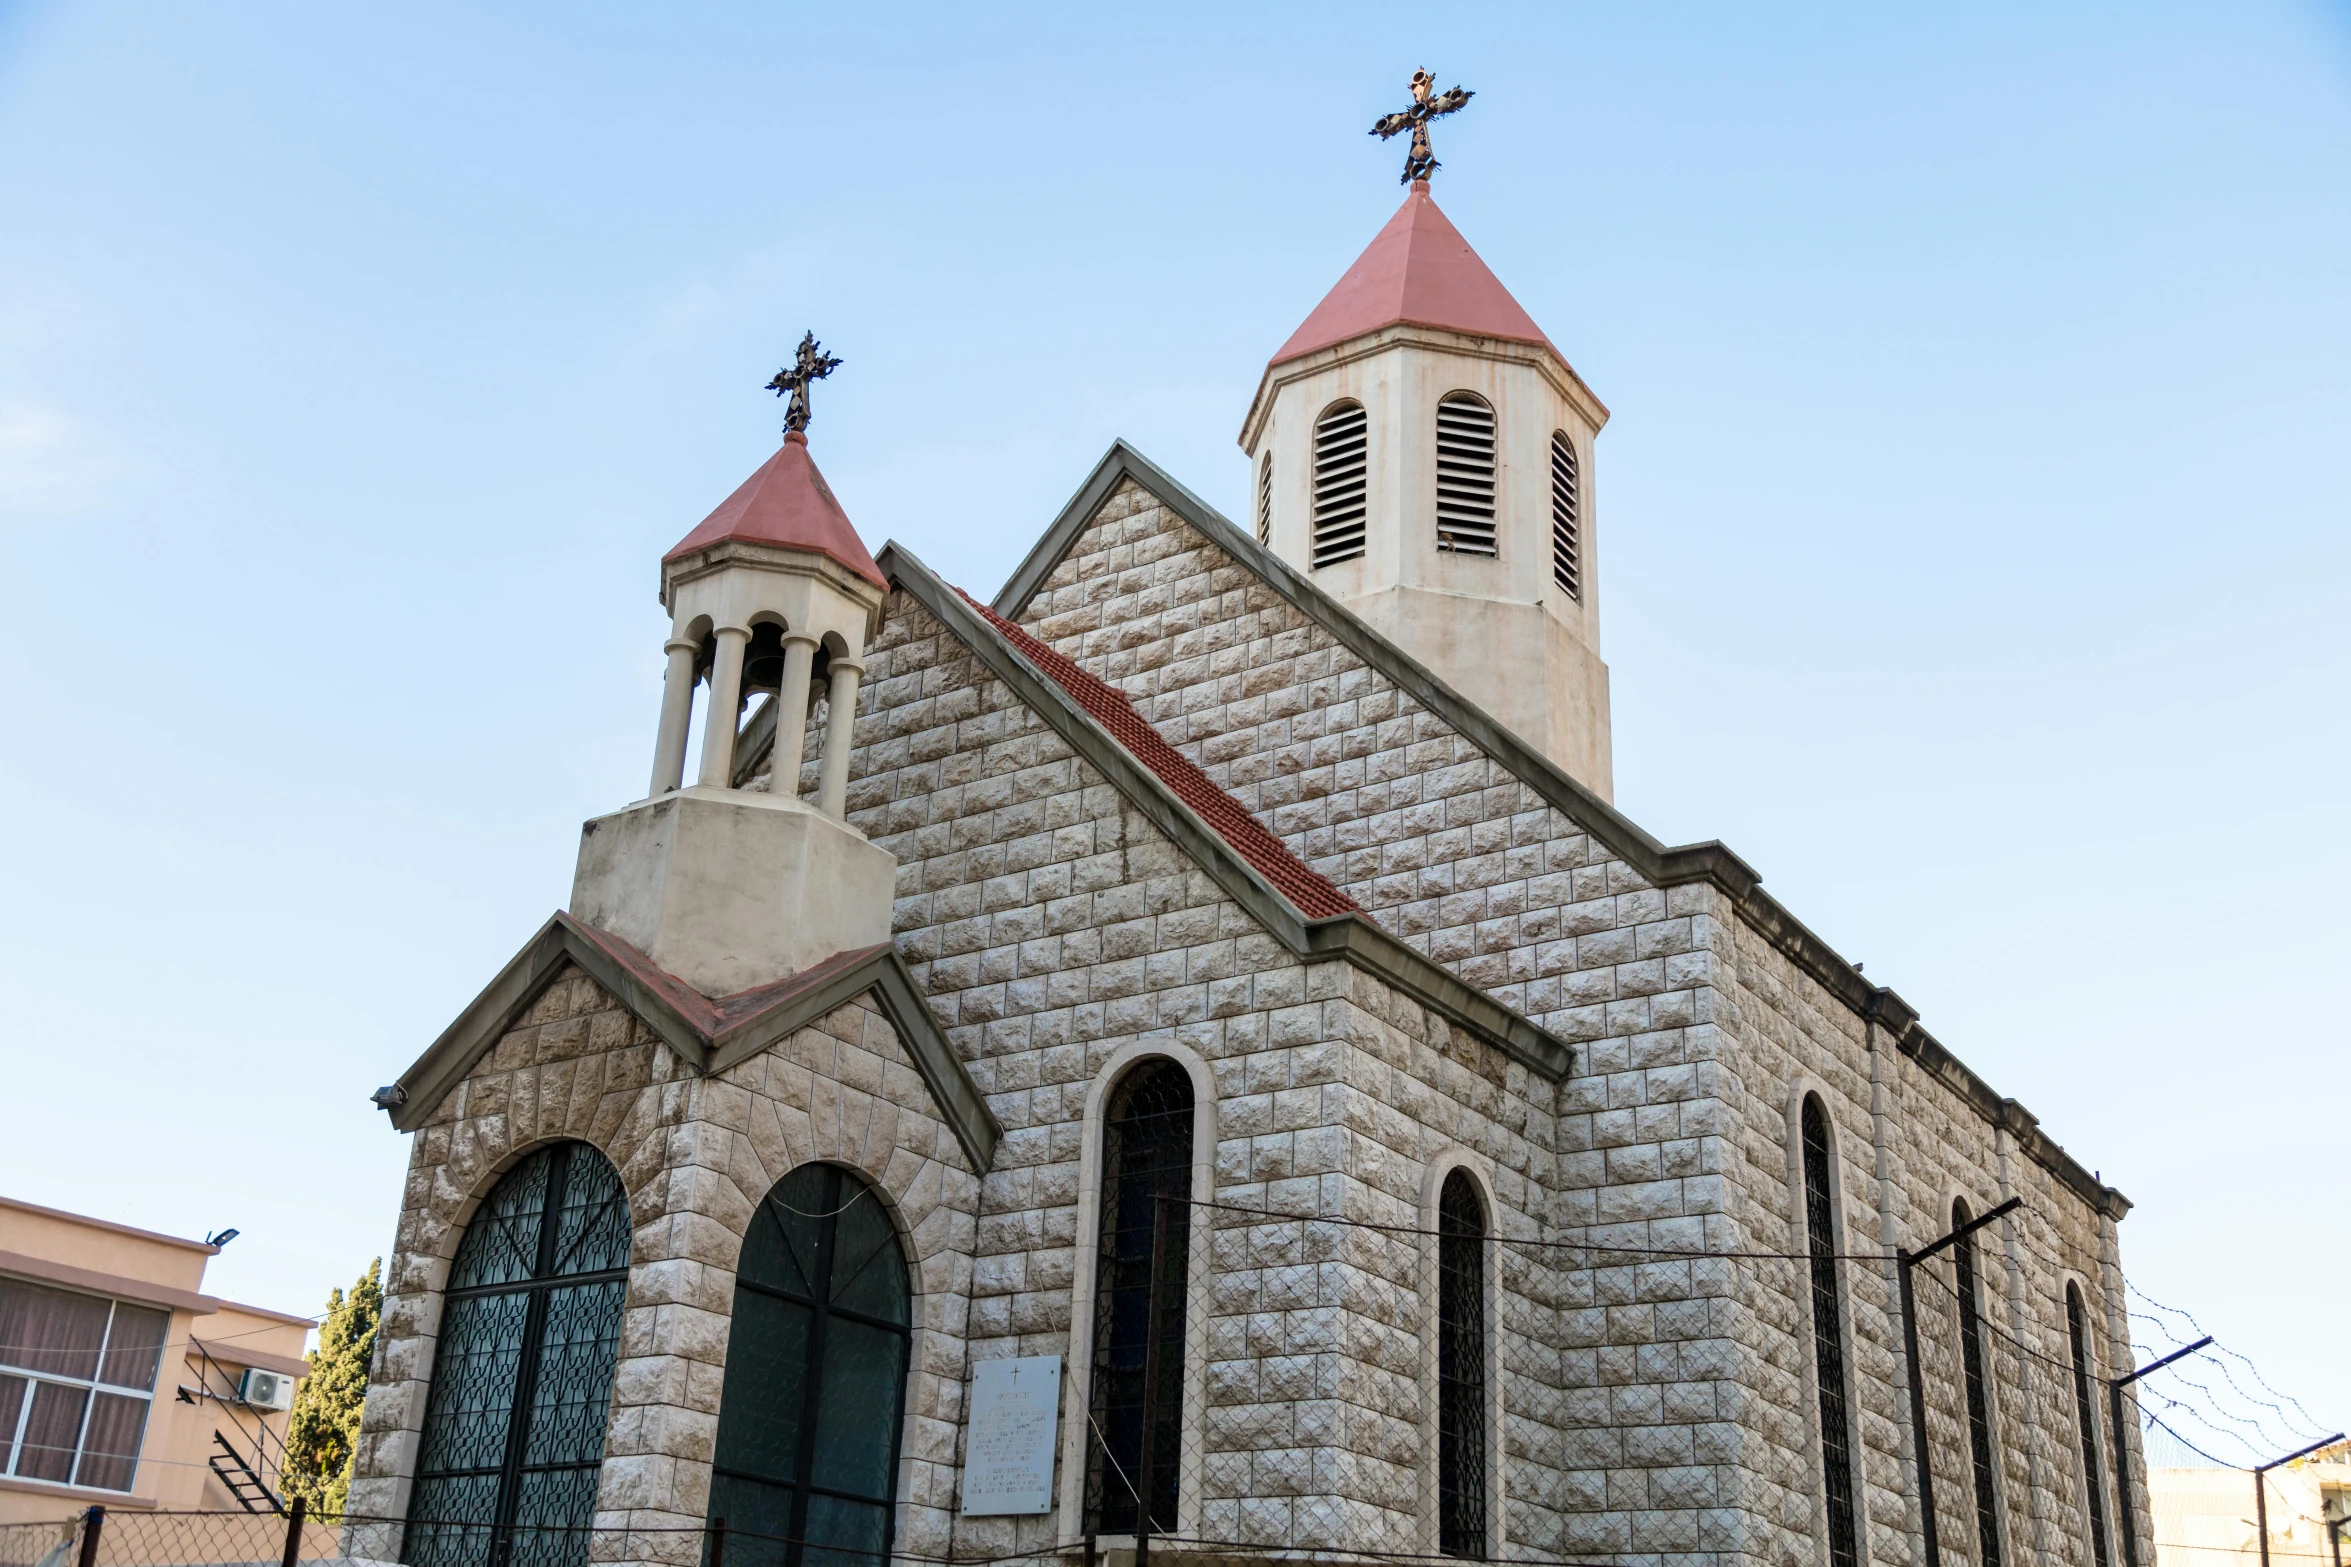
<box><xmin>1239</xmin><ymin>105</ymin><xmax>1614</xmax><ymax>800</ymax></box>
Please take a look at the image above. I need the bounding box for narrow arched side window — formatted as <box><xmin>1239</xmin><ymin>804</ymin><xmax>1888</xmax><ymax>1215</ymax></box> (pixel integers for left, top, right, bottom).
<box><xmin>1436</xmin><ymin>1170</ymin><xmax>1488</xmax><ymax>1560</ymax></box>
<box><xmin>1952</xmin><ymin>1199</ymin><xmax>2006</xmax><ymax>1567</ymax></box>
<box><xmin>1801</xmin><ymin>1097</ymin><xmax>1860</xmax><ymax>1567</ymax></box>
<box><xmin>1256</xmin><ymin>452</ymin><xmax>1274</xmax><ymax>547</ymax></box>
<box><xmin>1084</xmin><ymin>1059</ymin><xmax>1195</xmax><ymax>1535</ymax></box>
<box><xmin>708</xmin><ymin>1163</ymin><xmax>911</xmax><ymax>1567</ymax></box>
<box><xmin>1549</xmin><ymin>432</ymin><xmax>1580</xmax><ymax>600</ymax></box>
<box><xmin>1435</xmin><ymin>393</ymin><xmax>1497</xmax><ymax>556</ymax></box>
<box><xmin>2067</xmin><ymin>1284</ymin><xmax>2114</xmax><ymax>1567</ymax></box>
<box><xmin>1311</xmin><ymin>401</ymin><xmax>1369</xmax><ymax>568</ymax></box>
<box><xmin>404</xmin><ymin>1141</ymin><xmax>630</xmax><ymax>1567</ymax></box>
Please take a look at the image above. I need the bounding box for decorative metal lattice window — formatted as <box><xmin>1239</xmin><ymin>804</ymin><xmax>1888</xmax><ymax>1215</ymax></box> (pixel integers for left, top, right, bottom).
<box><xmin>1085</xmin><ymin>1059</ymin><xmax>1194</xmax><ymax>1535</ymax></box>
<box><xmin>2067</xmin><ymin>1285</ymin><xmax>2114</xmax><ymax>1567</ymax></box>
<box><xmin>404</xmin><ymin>1141</ymin><xmax>630</xmax><ymax>1567</ymax></box>
<box><xmin>1436</xmin><ymin>1170</ymin><xmax>1488</xmax><ymax>1560</ymax></box>
<box><xmin>1311</xmin><ymin>402</ymin><xmax>1369</xmax><ymax>568</ymax></box>
<box><xmin>1952</xmin><ymin>1200</ymin><xmax>2006</xmax><ymax>1567</ymax></box>
<box><xmin>1435</xmin><ymin>394</ymin><xmax>1497</xmax><ymax>556</ymax></box>
<box><xmin>708</xmin><ymin>1163</ymin><xmax>910</xmax><ymax>1567</ymax></box>
<box><xmin>1801</xmin><ymin>1098</ymin><xmax>1860</xmax><ymax>1567</ymax></box>
<box><xmin>1549</xmin><ymin>432</ymin><xmax>1579</xmax><ymax>600</ymax></box>
<box><xmin>1256</xmin><ymin>452</ymin><xmax>1274</xmax><ymax>547</ymax></box>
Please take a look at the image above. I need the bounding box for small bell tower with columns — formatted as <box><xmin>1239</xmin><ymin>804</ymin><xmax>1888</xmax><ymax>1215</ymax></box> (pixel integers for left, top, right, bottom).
<box><xmin>570</xmin><ymin>335</ymin><xmax>896</xmax><ymax>996</ymax></box>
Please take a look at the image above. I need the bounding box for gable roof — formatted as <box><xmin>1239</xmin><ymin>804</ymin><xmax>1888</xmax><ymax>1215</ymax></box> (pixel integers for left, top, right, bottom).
<box><xmin>991</xmin><ymin>441</ymin><xmax>2129</xmax><ymax>1219</ymax></box>
<box><xmin>877</xmin><ymin>542</ymin><xmax>1572</xmax><ymax>1082</ymax></box>
<box><xmin>665</xmin><ymin>432</ymin><xmax>886</xmax><ymax>587</ymax></box>
<box><xmin>1271</xmin><ymin>183</ymin><xmax>1559</xmax><ymax>368</ymax></box>
<box><xmin>383</xmin><ymin>912</ymin><xmax>999</xmax><ymax>1172</ymax></box>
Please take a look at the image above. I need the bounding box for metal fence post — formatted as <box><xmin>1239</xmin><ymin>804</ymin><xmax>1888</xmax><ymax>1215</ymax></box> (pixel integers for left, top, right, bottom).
<box><xmin>2253</xmin><ymin>1437</ymin><xmax>2348</xmax><ymax>1567</ymax></box>
<box><xmin>708</xmin><ymin>1514</ymin><xmax>725</xmax><ymax>1567</ymax></box>
<box><xmin>1898</xmin><ymin>1249</ymin><xmax>1940</xmax><ymax>1567</ymax></box>
<box><xmin>1132</xmin><ymin>1192</ymin><xmax>1173</xmax><ymax>1567</ymax></box>
<box><xmin>281</xmin><ymin>1495</ymin><xmax>307</xmax><ymax>1567</ymax></box>
<box><xmin>2105</xmin><ymin>1334</ymin><xmax>2214</xmax><ymax>1567</ymax></box>
<box><xmin>75</xmin><ymin>1506</ymin><xmax>104</xmax><ymax>1567</ymax></box>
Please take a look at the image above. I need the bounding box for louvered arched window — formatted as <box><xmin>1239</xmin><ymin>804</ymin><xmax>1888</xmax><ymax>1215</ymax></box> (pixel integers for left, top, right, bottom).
<box><xmin>1435</xmin><ymin>393</ymin><xmax>1497</xmax><ymax>556</ymax></box>
<box><xmin>1952</xmin><ymin>1199</ymin><xmax>2006</xmax><ymax>1567</ymax></box>
<box><xmin>1549</xmin><ymin>432</ymin><xmax>1580</xmax><ymax>600</ymax></box>
<box><xmin>2067</xmin><ymin>1285</ymin><xmax>2113</xmax><ymax>1567</ymax></box>
<box><xmin>1085</xmin><ymin>1059</ymin><xmax>1195</xmax><ymax>1534</ymax></box>
<box><xmin>1436</xmin><ymin>1170</ymin><xmax>1488</xmax><ymax>1560</ymax></box>
<box><xmin>709</xmin><ymin>1163</ymin><xmax>911</xmax><ymax>1567</ymax></box>
<box><xmin>1256</xmin><ymin>452</ymin><xmax>1274</xmax><ymax>547</ymax></box>
<box><xmin>1801</xmin><ymin>1097</ymin><xmax>1860</xmax><ymax>1567</ymax></box>
<box><xmin>405</xmin><ymin>1141</ymin><xmax>630</xmax><ymax>1567</ymax></box>
<box><xmin>1311</xmin><ymin>401</ymin><xmax>1368</xmax><ymax>568</ymax></box>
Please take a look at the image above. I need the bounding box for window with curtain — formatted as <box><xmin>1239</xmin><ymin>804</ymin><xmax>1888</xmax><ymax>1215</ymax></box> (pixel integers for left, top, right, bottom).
<box><xmin>1434</xmin><ymin>393</ymin><xmax>1497</xmax><ymax>556</ymax></box>
<box><xmin>1085</xmin><ymin>1059</ymin><xmax>1194</xmax><ymax>1535</ymax></box>
<box><xmin>1549</xmin><ymin>432</ymin><xmax>1580</xmax><ymax>600</ymax></box>
<box><xmin>1436</xmin><ymin>1170</ymin><xmax>1488</xmax><ymax>1560</ymax></box>
<box><xmin>2067</xmin><ymin>1285</ymin><xmax>2113</xmax><ymax>1567</ymax></box>
<box><xmin>1311</xmin><ymin>402</ymin><xmax>1369</xmax><ymax>568</ymax></box>
<box><xmin>707</xmin><ymin>1163</ymin><xmax>910</xmax><ymax>1567</ymax></box>
<box><xmin>0</xmin><ymin>1277</ymin><xmax>169</xmax><ymax>1492</ymax></box>
<box><xmin>404</xmin><ymin>1141</ymin><xmax>630</xmax><ymax>1567</ymax></box>
<box><xmin>1951</xmin><ymin>1199</ymin><xmax>2005</xmax><ymax>1567</ymax></box>
<box><xmin>1800</xmin><ymin>1097</ymin><xmax>1860</xmax><ymax>1567</ymax></box>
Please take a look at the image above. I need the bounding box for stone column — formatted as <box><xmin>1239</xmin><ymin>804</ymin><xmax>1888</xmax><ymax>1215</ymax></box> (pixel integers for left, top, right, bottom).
<box><xmin>649</xmin><ymin>636</ymin><xmax>700</xmax><ymax>797</ymax></box>
<box><xmin>695</xmin><ymin>625</ymin><xmax>750</xmax><ymax>788</ymax></box>
<box><xmin>816</xmin><ymin>659</ymin><xmax>862</xmax><ymax>817</ymax></box>
<box><xmin>767</xmin><ymin>635</ymin><xmax>819</xmax><ymax>799</ymax></box>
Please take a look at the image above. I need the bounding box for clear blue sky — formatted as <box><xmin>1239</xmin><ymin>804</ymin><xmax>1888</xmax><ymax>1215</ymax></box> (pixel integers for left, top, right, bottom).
<box><xmin>3</xmin><ymin>2</ymin><xmax>2345</xmax><ymax>1430</ymax></box>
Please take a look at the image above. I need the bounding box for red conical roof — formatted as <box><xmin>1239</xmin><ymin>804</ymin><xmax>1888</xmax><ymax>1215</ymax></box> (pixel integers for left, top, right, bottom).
<box><xmin>664</xmin><ymin>432</ymin><xmax>885</xmax><ymax>586</ymax></box>
<box><xmin>1270</xmin><ymin>181</ymin><xmax>1558</xmax><ymax>367</ymax></box>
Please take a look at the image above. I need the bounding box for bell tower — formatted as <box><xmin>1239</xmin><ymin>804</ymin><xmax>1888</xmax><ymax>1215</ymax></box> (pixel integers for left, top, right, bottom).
<box><xmin>1239</xmin><ymin>143</ymin><xmax>1614</xmax><ymax>800</ymax></box>
<box><xmin>569</xmin><ymin>337</ymin><xmax>896</xmax><ymax>996</ymax></box>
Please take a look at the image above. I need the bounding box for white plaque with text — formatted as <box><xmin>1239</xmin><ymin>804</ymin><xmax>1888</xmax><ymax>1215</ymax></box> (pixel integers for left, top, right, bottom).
<box><xmin>960</xmin><ymin>1355</ymin><xmax>1061</xmax><ymax>1516</ymax></box>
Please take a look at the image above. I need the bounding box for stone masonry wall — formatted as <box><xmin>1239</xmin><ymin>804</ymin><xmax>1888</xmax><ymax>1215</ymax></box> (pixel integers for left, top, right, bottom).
<box><xmin>348</xmin><ymin>972</ymin><xmax>982</xmax><ymax>1565</ymax></box>
<box><xmin>817</xmin><ymin>590</ymin><xmax>1571</xmax><ymax>1561</ymax></box>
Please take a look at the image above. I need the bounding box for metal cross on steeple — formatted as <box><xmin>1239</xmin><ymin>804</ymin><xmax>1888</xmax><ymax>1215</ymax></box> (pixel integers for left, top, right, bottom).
<box><xmin>765</xmin><ymin>331</ymin><xmax>843</xmax><ymax>435</ymax></box>
<box><xmin>1370</xmin><ymin>68</ymin><xmax>1475</xmax><ymax>185</ymax></box>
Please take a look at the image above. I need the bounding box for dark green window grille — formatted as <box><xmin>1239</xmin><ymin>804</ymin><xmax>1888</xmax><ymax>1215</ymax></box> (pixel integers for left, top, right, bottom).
<box><xmin>1085</xmin><ymin>1059</ymin><xmax>1194</xmax><ymax>1535</ymax></box>
<box><xmin>405</xmin><ymin>1141</ymin><xmax>630</xmax><ymax>1567</ymax></box>
<box><xmin>1437</xmin><ymin>1169</ymin><xmax>1488</xmax><ymax>1560</ymax></box>
<box><xmin>1802</xmin><ymin>1097</ymin><xmax>1860</xmax><ymax>1567</ymax></box>
<box><xmin>2067</xmin><ymin>1285</ymin><xmax>2114</xmax><ymax>1567</ymax></box>
<box><xmin>708</xmin><ymin>1163</ymin><xmax>910</xmax><ymax>1567</ymax></box>
<box><xmin>1952</xmin><ymin>1200</ymin><xmax>2006</xmax><ymax>1567</ymax></box>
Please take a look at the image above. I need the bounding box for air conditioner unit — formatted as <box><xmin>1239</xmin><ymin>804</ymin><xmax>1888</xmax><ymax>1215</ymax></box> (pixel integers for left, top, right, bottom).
<box><xmin>238</xmin><ymin>1368</ymin><xmax>294</xmax><ymax>1411</ymax></box>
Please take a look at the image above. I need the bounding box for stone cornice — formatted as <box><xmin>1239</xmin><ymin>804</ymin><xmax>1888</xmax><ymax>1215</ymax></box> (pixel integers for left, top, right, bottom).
<box><xmin>1238</xmin><ymin>322</ymin><xmax>1610</xmax><ymax>453</ymax></box>
<box><xmin>882</xmin><ymin>542</ymin><xmax>1573</xmax><ymax>1083</ymax></box>
<box><xmin>989</xmin><ymin>441</ymin><xmax>2128</xmax><ymax>1218</ymax></box>
<box><xmin>386</xmin><ymin>913</ymin><xmax>1000</xmax><ymax>1173</ymax></box>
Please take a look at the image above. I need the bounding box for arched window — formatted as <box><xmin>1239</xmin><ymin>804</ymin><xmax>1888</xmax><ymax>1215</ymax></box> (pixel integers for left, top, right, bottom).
<box><xmin>2067</xmin><ymin>1285</ymin><xmax>2113</xmax><ymax>1567</ymax></box>
<box><xmin>1800</xmin><ymin>1097</ymin><xmax>1859</xmax><ymax>1567</ymax></box>
<box><xmin>1549</xmin><ymin>432</ymin><xmax>1580</xmax><ymax>600</ymax></box>
<box><xmin>1436</xmin><ymin>1170</ymin><xmax>1488</xmax><ymax>1560</ymax></box>
<box><xmin>1085</xmin><ymin>1060</ymin><xmax>1195</xmax><ymax>1534</ymax></box>
<box><xmin>1256</xmin><ymin>452</ymin><xmax>1274</xmax><ymax>547</ymax></box>
<box><xmin>1311</xmin><ymin>402</ymin><xmax>1369</xmax><ymax>568</ymax></box>
<box><xmin>405</xmin><ymin>1141</ymin><xmax>630</xmax><ymax>1567</ymax></box>
<box><xmin>708</xmin><ymin>1163</ymin><xmax>911</xmax><ymax>1567</ymax></box>
<box><xmin>1435</xmin><ymin>393</ymin><xmax>1497</xmax><ymax>556</ymax></box>
<box><xmin>1951</xmin><ymin>1199</ymin><xmax>2005</xmax><ymax>1567</ymax></box>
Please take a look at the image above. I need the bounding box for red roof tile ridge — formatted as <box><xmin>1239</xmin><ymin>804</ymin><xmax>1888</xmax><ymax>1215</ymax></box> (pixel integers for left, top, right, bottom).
<box><xmin>956</xmin><ymin>591</ymin><xmax>1358</xmax><ymax>921</ymax></box>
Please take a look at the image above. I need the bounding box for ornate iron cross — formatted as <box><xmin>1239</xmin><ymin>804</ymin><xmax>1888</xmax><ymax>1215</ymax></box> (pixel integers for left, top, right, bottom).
<box><xmin>1370</xmin><ymin>68</ymin><xmax>1475</xmax><ymax>185</ymax></box>
<box><xmin>765</xmin><ymin>331</ymin><xmax>843</xmax><ymax>435</ymax></box>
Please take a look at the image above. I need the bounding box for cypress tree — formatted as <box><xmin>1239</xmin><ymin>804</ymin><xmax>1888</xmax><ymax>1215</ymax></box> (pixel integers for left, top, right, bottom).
<box><xmin>280</xmin><ymin>1259</ymin><xmax>381</xmax><ymax>1519</ymax></box>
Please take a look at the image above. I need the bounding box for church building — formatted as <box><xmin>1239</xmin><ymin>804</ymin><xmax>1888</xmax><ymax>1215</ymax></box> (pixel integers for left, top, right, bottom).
<box><xmin>349</xmin><ymin>109</ymin><xmax>2148</xmax><ymax>1567</ymax></box>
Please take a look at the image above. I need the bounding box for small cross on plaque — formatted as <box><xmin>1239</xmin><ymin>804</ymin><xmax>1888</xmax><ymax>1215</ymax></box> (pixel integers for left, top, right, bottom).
<box><xmin>1370</xmin><ymin>68</ymin><xmax>1475</xmax><ymax>185</ymax></box>
<box><xmin>765</xmin><ymin>331</ymin><xmax>843</xmax><ymax>435</ymax></box>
